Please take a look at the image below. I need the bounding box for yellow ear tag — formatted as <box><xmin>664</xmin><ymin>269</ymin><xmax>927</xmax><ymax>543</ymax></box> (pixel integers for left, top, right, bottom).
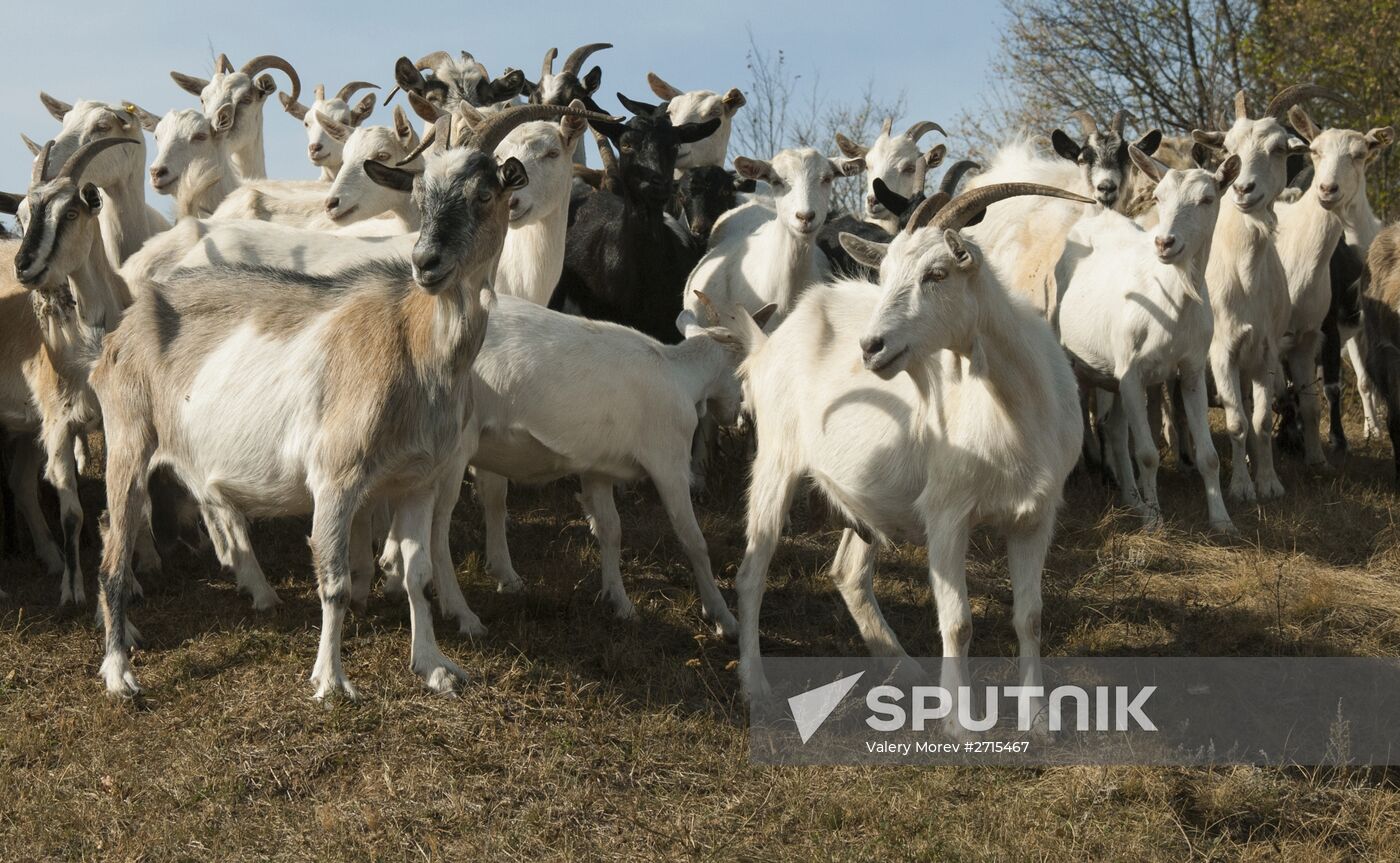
<box><xmin>123</xmin><ymin>104</ymin><xmax>138</xmax><ymax>115</ymax></box>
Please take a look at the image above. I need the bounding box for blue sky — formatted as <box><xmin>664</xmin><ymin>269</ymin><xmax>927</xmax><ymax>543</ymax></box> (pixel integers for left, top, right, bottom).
<box><xmin>2</xmin><ymin>1</ymin><xmax>1008</xmax><ymax>213</ymax></box>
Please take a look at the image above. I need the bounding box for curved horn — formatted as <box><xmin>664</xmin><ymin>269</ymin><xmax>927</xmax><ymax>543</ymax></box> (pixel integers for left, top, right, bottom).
<box><xmin>593</xmin><ymin>128</ymin><xmax>620</xmax><ymax>188</ymax></box>
<box><xmin>335</xmin><ymin>81</ymin><xmax>379</xmax><ymax>103</ymax></box>
<box><xmin>903</xmin><ymin>120</ymin><xmax>946</xmax><ymax>142</ymax></box>
<box><xmin>1265</xmin><ymin>84</ymin><xmax>1351</xmax><ymax>120</ymax></box>
<box><xmin>1068</xmin><ymin>110</ymin><xmax>1098</xmax><ymax>136</ymax></box>
<box><xmin>1111</xmin><ymin>109</ymin><xmax>1133</xmax><ymax>135</ymax></box>
<box><xmin>397</xmin><ymin>117</ymin><xmax>445</xmax><ymax>166</ymax></box>
<box><xmin>927</xmin><ymin>182</ymin><xmax>1097</xmax><ymax>233</ymax></box>
<box><xmin>415</xmin><ymin>50</ymin><xmax>453</xmax><ymax>72</ymax></box>
<box><xmin>468</xmin><ymin>102</ymin><xmax>619</xmax><ymax>154</ymax></box>
<box><xmin>938</xmin><ymin>160</ymin><xmax>981</xmax><ymax>197</ymax></box>
<box><xmin>1234</xmin><ymin>89</ymin><xmax>1249</xmax><ymax>121</ymax></box>
<box><xmin>57</xmin><ymin>137</ymin><xmax>138</xmax><ymax>184</ymax></box>
<box><xmin>540</xmin><ymin>47</ymin><xmax>558</xmax><ymax>80</ymax></box>
<box><xmin>239</xmin><ymin>54</ymin><xmax>301</xmax><ymax>105</ymax></box>
<box><xmin>216</xmin><ymin>53</ymin><xmax>234</xmax><ymax>74</ymax></box>
<box><xmin>32</xmin><ymin>140</ymin><xmax>54</xmax><ymax>186</ymax></box>
<box><xmin>562</xmin><ymin>42</ymin><xmax>611</xmax><ymax>75</ymax></box>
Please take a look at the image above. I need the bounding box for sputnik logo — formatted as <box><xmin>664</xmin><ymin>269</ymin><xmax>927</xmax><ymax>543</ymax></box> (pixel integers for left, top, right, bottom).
<box><xmin>788</xmin><ymin>672</ymin><xmax>865</xmax><ymax>743</ymax></box>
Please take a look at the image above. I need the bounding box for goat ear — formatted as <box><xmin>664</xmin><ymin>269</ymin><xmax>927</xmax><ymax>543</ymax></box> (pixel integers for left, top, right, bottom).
<box><xmin>582</xmin><ymin>66</ymin><xmax>603</xmax><ymax>94</ymax></box>
<box><xmin>1366</xmin><ymin>127</ymin><xmax>1394</xmax><ymax>160</ymax></box>
<box><xmin>733</xmin><ymin>173</ymin><xmax>757</xmax><ymax>193</ymax></box>
<box><xmin>394</xmin><ymin>58</ymin><xmax>426</xmax><ymax>94</ymax></box>
<box><xmin>0</xmin><ymin>192</ymin><xmax>21</xmax><ymax>215</ymax></box>
<box><xmin>170</xmin><ymin>71</ymin><xmax>210</xmax><ymax>97</ymax></box>
<box><xmin>363</xmin><ymin>159</ymin><xmax>416</xmax><ymax>192</ymax></box>
<box><xmin>839</xmin><ymin>232</ymin><xmax>888</xmax><ymax>270</ymax></box>
<box><xmin>80</xmin><ymin>183</ymin><xmax>102</xmax><ymax>212</ymax></box>
<box><xmin>1191</xmin><ymin>129</ymin><xmax>1226</xmax><ymax>150</ymax></box>
<box><xmin>722</xmin><ymin>87</ymin><xmax>746</xmax><ymax>115</ymax></box>
<box><xmin>833</xmin><ymin>156</ymin><xmax>866</xmax><ymax>177</ymax></box>
<box><xmin>675</xmin><ymin>309</ymin><xmax>705</xmax><ymax>339</ymax></box>
<box><xmin>1191</xmin><ymin>142</ymin><xmax>1211</xmax><ymax>168</ymax></box>
<box><xmin>39</xmin><ymin>91</ymin><xmax>73</xmax><ymax>121</ymax></box>
<box><xmin>499</xmin><ymin>156</ymin><xmax>529</xmax><ymax>191</ymax></box>
<box><xmin>315</xmin><ymin>111</ymin><xmax>351</xmax><ymax>143</ymax></box>
<box><xmin>407</xmin><ymin>91</ymin><xmax>444</xmax><ymax>123</ymax></box>
<box><xmin>392</xmin><ymin>105</ymin><xmax>416</xmax><ymax>147</ymax></box>
<box><xmin>213</xmin><ymin>103</ymin><xmax>236</xmax><ymax>132</ymax></box>
<box><xmin>1050</xmin><ymin>129</ymin><xmax>1081</xmax><ymax>162</ymax></box>
<box><xmin>751</xmin><ymin>302</ymin><xmax>778</xmax><ymax>330</ymax></box>
<box><xmin>646</xmin><ymin>72</ymin><xmax>683</xmax><ymax>101</ymax></box>
<box><xmin>350</xmin><ymin>93</ymin><xmax>377</xmax><ymax>126</ymax></box>
<box><xmin>1128</xmin><ymin>144</ymin><xmax>1165</xmax><ymax>184</ymax></box>
<box><xmin>617</xmin><ymin>92</ymin><xmax>660</xmax><ymax>116</ymax></box>
<box><xmin>944</xmin><ymin>229</ymin><xmax>977</xmax><ymax>271</ymax></box>
<box><xmin>1287</xmin><ymin>106</ymin><xmax>1321</xmax><ymax>143</ymax></box>
<box><xmin>489</xmin><ymin>69</ymin><xmax>527</xmax><ymax>103</ymax></box>
<box><xmin>676</xmin><ymin>117</ymin><xmax>721</xmax><ymax>145</ymax></box>
<box><xmin>280</xmin><ymin>92</ymin><xmax>309</xmax><ymax>120</ymax></box>
<box><xmin>560</xmin><ymin>109</ymin><xmax>588</xmax><ymax>147</ymax></box>
<box><xmin>1286</xmin><ymin>136</ymin><xmax>1309</xmax><ymax>156</ymax></box>
<box><xmin>733</xmin><ymin>157</ymin><xmax>773</xmax><ymax>183</ymax></box>
<box><xmin>922</xmin><ymin>143</ymin><xmax>947</xmax><ymax>170</ymax></box>
<box><xmin>1214</xmin><ymin>154</ymin><xmax>1242</xmax><ymax>191</ymax></box>
<box><xmin>702</xmin><ymin>326</ymin><xmax>743</xmax><ymax>347</ymax></box>
<box><xmin>589</xmin><ymin>117</ymin><xmax>628</xmax><ymax>142</ymax></box>
<box><xmin>834</xmin><ymin>132</ymin><xmax>867</xmax><ymax>159</ymax></box>
<box><xmin>20</xmin><ymin>133</ymin><xmax>42</xmax><ymax>156</ymax></box>
<box><xmin>872</xmin><ymin>178</ymin><xmax>911</xmax><ymax>215</ymax></box>
<box><xmin>123</xmin><ymin>102</ymin><xmax>161</xmax><ymax>133</ymax></box>
<box><xmin>1135</xmin><ymin>129</ymin><xmax>1163</xmax><ymax>156</ymax></box>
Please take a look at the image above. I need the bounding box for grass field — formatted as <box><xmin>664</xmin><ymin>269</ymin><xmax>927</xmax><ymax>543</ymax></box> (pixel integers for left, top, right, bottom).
<box><xmin>2</xmin><ymin>402</ymin><xmax>1399</xmax><ymax>861</ymax></box>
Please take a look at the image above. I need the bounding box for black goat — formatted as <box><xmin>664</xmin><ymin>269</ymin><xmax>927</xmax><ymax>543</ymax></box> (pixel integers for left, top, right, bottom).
<box><xmin>550</xmin><ymin>94</ymin><xmax>719</xmax><ymax>343</ymax></box>
<box><xmin>673</xmin><ymin>166</ymin><xmax>755</xmax><ymax>245</ymax></box>
<box><xmin>817</xmin><ymin>159</ymin><xmax>980</xmax><ymax>277</ymax></box>
<box><xmin>523</xmin><ymin>43</ymin><xmax>610</xmax><ymax>112</ymax></box>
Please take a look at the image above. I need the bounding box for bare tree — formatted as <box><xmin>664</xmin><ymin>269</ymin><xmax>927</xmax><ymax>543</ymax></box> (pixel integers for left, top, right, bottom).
<box><xmin>733</xmin><ymin>29</ymin><xmax>906</xmax><ymax>215</ymax></box>
<box><xmin>959</xmin><ymin>0</ymin><xmax>1258</xmax><ymax>152</ymax></box>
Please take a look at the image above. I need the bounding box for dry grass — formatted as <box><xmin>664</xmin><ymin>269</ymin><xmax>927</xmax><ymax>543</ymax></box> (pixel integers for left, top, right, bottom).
<box><xmin>2</xmin><ymin>401</ymin><xmax>1399</xmax><ymax>861</ymax></box>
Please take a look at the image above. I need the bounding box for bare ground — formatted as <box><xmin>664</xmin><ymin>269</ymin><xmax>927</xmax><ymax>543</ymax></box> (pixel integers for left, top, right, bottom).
<box><xmin>2</xmin><ymin>401</ymin><xmax>1399</xmax><ymax>862</ymax></box>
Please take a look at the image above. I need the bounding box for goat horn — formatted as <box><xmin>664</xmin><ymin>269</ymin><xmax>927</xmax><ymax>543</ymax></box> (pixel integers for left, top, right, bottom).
<box><xmin>904</xmin><ymin>120</ymin><xmax>946</xmax><ymax>142</ymax></box>
<box><xmin>397</xmin><ymin>117</ymin><xmax>446</xmax><ymax>166</ymax></box>
<box><xmin>216</xmin><ymin>53</ymin><xmax>234</xmax><ymax>74</ymax></box>
<box><xmin>415</xmin><ymin>50</ymin><xmax>453</xmax><ymax>71</ymax></box>
<box><xmin>1265</xmin><ymin>84</ymin><xmax>1352</xmax><ymax>120</ymax></box>
<box><xmin>540</xmin><ymin>47</ymin><xmax>558</xmax><ymax>80</ymax></box>
<box><xmin>562</xmin><ymin>42</ymin><xmax>611</xmax><ymax>75</ymax></box>
<box><xmin>938</xmin><ymin>160</ymin><xmax>981</xmax><ymax>197</ymax></box>
<box><xmin>32</xmin><ymin>140</ymin><xmax>54</xmax><ymax>186</ymax></box>
<box><xmin>1068</xmin><ymin>110</ymin><xmax>1098</xmax><ymax>136</ymax></box>
<box><xmin>1111</xmin><ymin>109</ymin><xmax>1133</xmax><ymax>135</ymax></box>
<box><xmin>57</xmin><ymin>137</ymin><xmax>138</xmax><ymax>185</ymax></box>
<box><xmin>911</xmin><ymin>182</ymin><xmax>1096</xmax><ymax>235</ymax></box>
<box><xmin>335</xmin><ymin>81</ymin><xmax>378</xmax><ymax>103</ymax></box>
<box><xmin>467</xmin><ymin>103</ymin><xmax>619</xmax><ymax>155</ymax></box>
<box><xmin>1234</xmin><ymin>90</ymin><xmax>1249</xmax><ymax>121</ymax></box>
<box><xmin>314</xmin><ymin>83</ymin><xmax>326</xmax><ymax>101</ymax></box>
<box><xmin>592</xmin><ymin>127</ymin><xmax>619</xmax><ymax>182</ymax></box>
<box><xmin>239</xmin><ymin>55</ymin><xmax>300</xmax><ymax>105</ymax></box>
<box><xmin>879</xmin><ymin>116</ymin><xmax>893</xmax><ymax>137</ymax></box>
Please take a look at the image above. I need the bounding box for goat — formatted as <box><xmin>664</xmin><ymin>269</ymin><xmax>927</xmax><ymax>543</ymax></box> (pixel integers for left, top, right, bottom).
<box><xmin>148</xmin><ymin>108</ymin><xmax>241</xmax><ymax>218</ymax></box>
<box><xmin>389</xmin><ymin>51</ymin><xmax>525</xmax><ymax>113</ymax></box>
<box><xmin>1362</xmin><ymin>225</ymin><xmax>1400</xmax><ymax>481</ymax></box>
<box><xmin>723</xmin><ymin>183</ymin><xmax>1090</xmax><ymax>737</ymax></box>
<box><xmin>170</xmin><ymin>53</ymin><xmax>301</xmax><ymax>180</ymax></box>
<box><xmin>818</xmin><ymin>161</ymin><xmax>980</xmax><ymax>278</ymax></box>
<box><xmin>280</xmin><ymin>81</ymin><xmax>378</xmax><ymax>180</ymax></box>
<box><xmin>1055</xmin><ymin>147</ymin><xmax>1242</xmax><ymax>532</ymax></box>
<box><xmin>1190</xmin><ymin>86</ymin><xmax>1333</xmax><ymax>501</ymax></box>
<box><xmin>87</xmin><ymin>104</ymin><xmax>604</xmax><ymax>700</ymax></box>
<box><xmin>684</xmin><ymin>148</ymin><xmax>863</xmax><ymax>324</ymax></box>
<box><xmin>1051</xmin><ymin>110</ymin><xmax>1163</xmax><ymax>211</ymax></box>
<box><xmin>645</xmin><ymin>73</ymin><xmax>745</xmax><ymax>170</ymax></box>
<box><xmin>36</xmin><ymin>94</ymin><xmax>169</xmax><ymax>271</ymax></box>
<box><xmin>524</xmin><ymin>43</ymin><xmax>610</xmax><ymax>136</ymax></box>
<box><xmin>673</xmin><ymin>166</ymin><xmax>755</xmax><ymax>245</ymax></box>
<box><xmin>6</xmin><ymin>139</ymin><xmax>149</xmax><ymax>605</ymax></box>
<box><xmin>550</xmin><ymin>94</ymin><xmax>719</xmax><ymax>342</ymax></box>
<box><xmin>834</xmin><ymin>117</ymin><xmax>947</xmax><ymax>233</ymax></box>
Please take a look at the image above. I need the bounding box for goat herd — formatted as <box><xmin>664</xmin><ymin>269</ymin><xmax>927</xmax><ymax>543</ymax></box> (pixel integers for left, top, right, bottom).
<box><xmin>1</xmin><ymin>45</ymin><xmax>1398</xmax><ymax>724</ymax></box>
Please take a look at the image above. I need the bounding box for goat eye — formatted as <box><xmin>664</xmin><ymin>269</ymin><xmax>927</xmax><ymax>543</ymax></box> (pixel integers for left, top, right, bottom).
<box><xmin>546</xmin><ymin>149</ymin><xmax>561</xmax><ymax>159</ymax></box>
<box><xmin>375</xmin><ymin>152</ymin><xmax>391</xmax><ymax>162</ymax></box>
<box><xmin>821</xmin><ymin>175</ymin><xmax>833</xmax><ymax>185</ymax></box>
<box><xmin>1201</xmin><ymin>196</ymin><xmax>1214</xmax><ymax>206</ymax></box>
<box><xmin>192</xmin><ymin>132</ymin><xmax>208</xmax><ymax>142</ymax></box>
<box><xmin>770</xmin><ymin>179</ymin><xmax>785</xmax><ymax>190</ymax></box>
<box><xmin>926</xmin><ymin>267</ymin><xmax>947</xmax><ymax>284</ymax></box>
<box><xmin>239</xmin><ymin>95</ymin><xmax>253</xmax><ymax>105</ymax></box>
<box><xmin>94</xmin><ymin>123</ymin><xmax>110</xmax><ymax>133</ymax></box>
<box><xmin>477</xmin><ymin>189</ymin><xmax>493</xmax><ymax>203</ymax></box>
<box><xmin>65</xmin><ymin>209</ymin><xmax>78</xmax><ymax>221</ymax></box>
<box><xmin>901</xmin><ymin>165</ymin><xmax>915</xmax><ymax>174</ymax></box>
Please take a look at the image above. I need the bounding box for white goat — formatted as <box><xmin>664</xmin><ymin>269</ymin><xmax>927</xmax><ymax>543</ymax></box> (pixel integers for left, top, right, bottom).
<box><xmin>1055</xmin><ymin>148</ymin><xmax>1242</xmax><ymax>532</ymax></box>
<box><xmin>645</xmin><ymin>73</ymin><xmax>745</xmax><ymax>170</ymax></box>
<box><xmin>726</xmin><ymin>182</ymin><xmax>1089</xmax><ymax>736</ymax></box>
<box><xmin>1191</xmin><ymin>87</ymin><xmax>1320</xmax><ymax>502</ymax></box>
<box><xmin>835</xmin><ymin>117</ymin><xmax>947</xmax><ymax>233</ymax></box>
<box><xmin>280</xmin><ymin>81</ymin><xmax>378</xmax><ymax>180</ymax></box>
<box><xmin>148</xmin><ymin>108</ymin><xmax>241</xmax><ymax>218</ymax></box>
<box><xmin>88</xmin><ymin>105</ymin><xmax>598</xmax><ymax>699</ymax></box>
<box><xmin>684</xmin><ymin>148</ymin><xmax>864</xmax><ymax>322</ymax></box>
<box><xmin>170</xmin><ymin>53</ymin><xmax>301</xmax><ymax>180</ymax></box>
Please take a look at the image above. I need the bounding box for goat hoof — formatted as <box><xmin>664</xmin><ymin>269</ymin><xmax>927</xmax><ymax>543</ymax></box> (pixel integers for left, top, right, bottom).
<box><xmin>415</xmin><ymin>654</ymin><xmax>469</xmax><ymax>694</ymax></box>
<box><xmin>607</xmin><ymin>595</ymin><xmax>638</xmax><ymax>621</ymax></box>
<box><xmin>708</xmin><ymin>608</ymin><xmax>739</xmax><ymax>642</ymax></box>
<box><xmin>310</xmin><ymin>669</ymin><xmax>359</xmax><ymax>703</ymax></box>
<box><xmin>249</xmin><ymin>590</ymin><xmax>282</xmax><ymax>612</ymax></box>
<box><xmin>1228</xmin><ymin>478</ymin><xmax>1257</xmax><ymax>504</ymax></box>
<box><xmin>455</xmin><ymin>614</ymin><xmax>488</xmax><ymax>638</ymax></box>
<box><xmin>495</xmin><ymin>572</ymin><xmax>524</xmax><ymax>594</ymax></box>
<box><xmin>1208</xmin><ymin>519</ymin><xmax>1239</xmax><ymax>538</ymax></box>
<box><xmin>1255</xmin><ymin>476</ymin><xmax>1285</xmax><ymax>501</ymax></box>
<box><xmin>100</xmin><ymin>654</ymin><xmax>142</xmax><ymax>699</ymax></box>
